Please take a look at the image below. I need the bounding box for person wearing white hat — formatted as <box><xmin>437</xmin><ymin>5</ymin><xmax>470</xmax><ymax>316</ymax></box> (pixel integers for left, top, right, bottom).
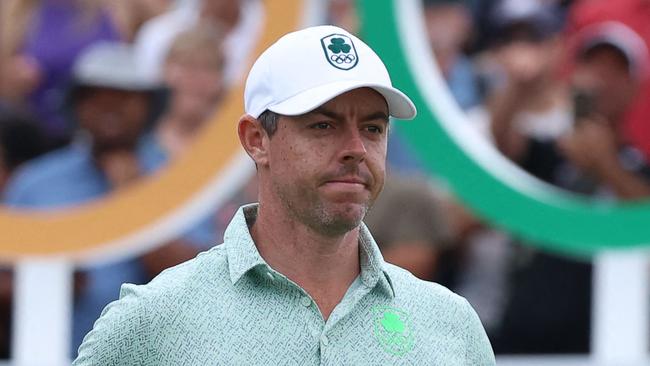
<box><xmin>74</xmin><ymin>25</ymin><xmax>495</xmax><ymax>365</ymax></box>
<box><xmin>3</xmin><ymin>41</ymin><xmax>215</xmax><ymax>357</ymax></box>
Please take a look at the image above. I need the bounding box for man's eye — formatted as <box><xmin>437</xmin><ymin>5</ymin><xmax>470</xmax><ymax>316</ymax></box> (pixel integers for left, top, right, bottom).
<box><xmin>366</xmin><ymin>125</ymin><xmax>383</xmax><ymax>134</ymax></box>
<box><xmin>312</xmin><ymin>122</ymin><xmax>332</xmax><ymax>130</ymax></box>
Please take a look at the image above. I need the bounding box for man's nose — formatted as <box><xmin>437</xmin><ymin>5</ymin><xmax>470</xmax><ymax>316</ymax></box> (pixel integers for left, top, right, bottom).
<box><xmin>339</xmin><ymin>129</ymin><xmax>366</xmax><ymax>163</ymax></box>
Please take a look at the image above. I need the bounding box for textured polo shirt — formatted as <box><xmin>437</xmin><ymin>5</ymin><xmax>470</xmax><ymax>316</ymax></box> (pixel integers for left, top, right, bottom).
<box><xmin>74</xmin><ymin>204</ymin><xmax>495</xmax><ymax>365</ymax></box>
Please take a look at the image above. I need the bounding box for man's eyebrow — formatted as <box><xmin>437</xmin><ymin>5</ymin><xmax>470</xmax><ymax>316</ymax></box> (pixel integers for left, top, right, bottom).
<box><xmin>309</xmin><ymin>108</ymin><xmax>389</xmax><ymax>123</ymax></box>
<box><xmin>362</xmin><ymin>111</ymin><xmax>389</xmax><ymax>123</ymax></box>
<box><xmin>309</xmin><ymin>107</ymin><xmax>342</xmax><ymax>121</ymax></box>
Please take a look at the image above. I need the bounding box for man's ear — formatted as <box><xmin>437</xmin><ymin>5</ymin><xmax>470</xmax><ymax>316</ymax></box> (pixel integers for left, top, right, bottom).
<box><xmin>238</xmin><ymin>114</ymin><xmax>269</xmax><ymax>167</ymax></box>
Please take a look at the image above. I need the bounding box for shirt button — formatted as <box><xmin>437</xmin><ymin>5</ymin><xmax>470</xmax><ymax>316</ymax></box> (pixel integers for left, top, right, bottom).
<box><xmin>266</xmin><ymin>272</ymin><xmax>274</xmax><ymax>281</ymax></box>
<box><xmin>300</xmin><ymin>296</ymin><xmax>312</xmax><ymax>307</ymax></box>
<box><xmin>321</xmin><ymin>335</ymin><xmax>329</xmax><ymax>346</ymax></box>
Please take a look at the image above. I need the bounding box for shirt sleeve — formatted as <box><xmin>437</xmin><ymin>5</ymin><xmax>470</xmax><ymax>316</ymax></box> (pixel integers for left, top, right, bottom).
<box><xmin>462</xmin><ymin>298</ymin><xmax>496</xmax><ymax>365</ymax></box>
<box><xmin>2</xmin><ymin>168</ymin><xmax>36</xmax><ymax>206</ymax></box>
<box><xmin>73</xmin><ymin>284</ymin><xmax>151</xmax><ymax>366</ymax></box>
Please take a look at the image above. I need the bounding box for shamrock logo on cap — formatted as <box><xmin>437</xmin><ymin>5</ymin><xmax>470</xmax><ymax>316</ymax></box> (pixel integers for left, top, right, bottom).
<box><xmin>321</xmin><ymin>34</ymin><xmax>359</xmax><ymax>71</ymax></box>
<box><xmin>328</xmin><ymin>38</ymin><xmax>352</xmax><ymax>54</ymax></box>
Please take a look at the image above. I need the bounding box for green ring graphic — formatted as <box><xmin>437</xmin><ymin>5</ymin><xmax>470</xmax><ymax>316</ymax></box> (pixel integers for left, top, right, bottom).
<box><xmin>359</xmin><ymin>0</ymin><xmax>650</xmax><ymax>254</ymax></box>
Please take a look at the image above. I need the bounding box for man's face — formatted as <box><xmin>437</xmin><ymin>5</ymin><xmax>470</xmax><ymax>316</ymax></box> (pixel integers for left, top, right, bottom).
<box><xmin>573</xmin><ymin>45</ymin><xmax>638</xmax><ymax>124</ymax></box>
<box><xmin>264</xmin><ymin>88</ymin><xmax>389</xmax><ymax>237</ymax></box>
<box><xmin>164</xmin><ymin>53</ymin><xmax>223</xmax><ymax>124</ymax></box>
<box><xmin>75</xmin><ymin>88</ymin><xmax>150</xmax><ymax>151</ymax></box>
<box><xmin>200</xmin><ymin>0</ymin><xmax>240</xmax><ymax>28</ymax></box>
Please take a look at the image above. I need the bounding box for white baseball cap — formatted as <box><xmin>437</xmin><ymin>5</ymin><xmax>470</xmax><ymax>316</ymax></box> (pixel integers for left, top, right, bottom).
<box><xmin>73</xmin><ymin>42</ymin><xmax>160</xmax><ymax>91</ymax></box>
<box><xmin>244</xmin><ymin>25</ymin><xmax>416</xmax><ymax>120</ymax></box>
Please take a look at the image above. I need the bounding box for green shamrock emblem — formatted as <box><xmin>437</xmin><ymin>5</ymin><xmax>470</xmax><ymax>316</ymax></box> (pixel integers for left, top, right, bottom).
<box><xmin>328</xmin><ymin>38</ymin><xmax>352</xmax><ymax>54</ymax></box>
<box><xmin>372</xmin><ymin>305</ymin><xmax>414</xmax><ymax>356</ymax></box>
<box><xmin>381</xmin><ymin>312</ymin><xmax>405</xmax><ymax>334</ymax></box>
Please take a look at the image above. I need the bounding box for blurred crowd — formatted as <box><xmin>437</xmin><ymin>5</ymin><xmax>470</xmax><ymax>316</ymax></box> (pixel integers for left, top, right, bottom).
<box><xmin>1</xmin><ymin>0</ymin><xmax>650</xmax><ymax>359</ymax></box>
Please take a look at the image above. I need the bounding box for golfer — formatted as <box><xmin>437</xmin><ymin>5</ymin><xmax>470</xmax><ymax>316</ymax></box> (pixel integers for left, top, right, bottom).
<box><xmin>74</xmin><ymin>25</ymin><xmax>495</xmax><ymax>365</ymax></box>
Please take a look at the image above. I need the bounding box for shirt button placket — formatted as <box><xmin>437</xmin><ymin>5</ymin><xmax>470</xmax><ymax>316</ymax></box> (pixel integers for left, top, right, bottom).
<box><xmin>300</xmin><ymin>295</ymin><xmax>312</xmax><ymax>307</ymax></box>
<box><xmin>266</xmin><ymin>271</ymin><xmax>275</xmax><ymax>282</ymax></box>
<box><xmin>321</xmin><ymin>335</ymin><xmax>329</xmax><ymax>346</ymax></box>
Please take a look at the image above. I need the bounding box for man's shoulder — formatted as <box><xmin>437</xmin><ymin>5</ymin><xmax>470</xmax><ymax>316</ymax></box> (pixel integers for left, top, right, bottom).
<box><xmin>74</xmin><ymin>245</ymin><xmax>231</xmax><ymax>364</ymax></box>
<box><xmin>4</xmin><ymin>145</ymin><xmax>94</xmax><ymax>204</ymax></box>
<box><xmin>131</xmin><ymin>244</ymin><xmax>230</xmax><ymax>304</ymax></box>
<box><xmin>11</xmin><ymin>145</ymin><xmax>86</xmax><ymax>182</ymax></box>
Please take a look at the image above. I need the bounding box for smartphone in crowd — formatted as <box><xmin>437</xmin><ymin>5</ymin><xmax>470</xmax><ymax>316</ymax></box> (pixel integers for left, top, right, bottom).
<box><xmin>572</xmin><ymin>89</ymin><xmax>596</xmax><ymax>122</ymax></box>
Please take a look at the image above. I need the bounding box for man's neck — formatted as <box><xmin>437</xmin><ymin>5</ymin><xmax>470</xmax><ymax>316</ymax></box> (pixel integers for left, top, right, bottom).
<box><xmin>251</xmin><ymin>203</ymin><xmax>361</xmax><ymax>321</ymax></box>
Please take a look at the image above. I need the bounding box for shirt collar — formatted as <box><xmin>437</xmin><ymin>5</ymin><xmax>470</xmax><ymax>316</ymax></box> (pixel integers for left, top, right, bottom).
<box><xmin>358</xmin><ymin>222</ymin><xmax>395</xmax><ymax>297</ymax></box>
<box><xmin>225</xmin><ymin>204</ymin><xmax>268</xmax><ymax>285</ymax></box>
<box><xmin>224</xmin><ymin>204</ymin><xmax>395</xmax><ymax>298</ymax></box>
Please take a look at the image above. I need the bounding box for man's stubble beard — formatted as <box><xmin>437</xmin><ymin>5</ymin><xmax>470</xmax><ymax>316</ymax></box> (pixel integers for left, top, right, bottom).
<box><xmin>273</xmin><ymin>179</ymin><xmax>372</xmax><ymax>238</ymax></box>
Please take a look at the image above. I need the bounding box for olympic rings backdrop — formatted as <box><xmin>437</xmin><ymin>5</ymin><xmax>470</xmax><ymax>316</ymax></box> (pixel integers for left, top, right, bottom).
<box><xmin>0</xmin><ymin>0</ymin><xmax>649</xmax><ymax>264</ymax></box>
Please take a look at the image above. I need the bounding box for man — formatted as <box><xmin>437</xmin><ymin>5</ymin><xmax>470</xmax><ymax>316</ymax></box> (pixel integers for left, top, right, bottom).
<box><xmin>3</xmin><ymin>42</ymin><xmax>213</xmax><ymax>356</ymax></box>
<box><xmin>154</xmin><ymin>23</ymin><xmax>226</xmax><ymax>157</ymax></box>
<box><xmin>74</xmin><ymin>25</ymin><xmax>495</xmax><ymax>364</ymax></box>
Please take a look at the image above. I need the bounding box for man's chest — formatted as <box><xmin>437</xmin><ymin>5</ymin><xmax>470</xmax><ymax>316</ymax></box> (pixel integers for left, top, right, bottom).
<box><xmin>145</xmin><ymin>292</ymin><xmax>467</xmax><ymax>365</ymax></box>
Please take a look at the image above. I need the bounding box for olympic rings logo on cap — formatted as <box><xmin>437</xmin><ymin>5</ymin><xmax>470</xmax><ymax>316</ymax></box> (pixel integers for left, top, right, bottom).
<box><xmin>330</xmin><ymin>53</ymin><xmax>356</xmax><ymax>64</ymax></box>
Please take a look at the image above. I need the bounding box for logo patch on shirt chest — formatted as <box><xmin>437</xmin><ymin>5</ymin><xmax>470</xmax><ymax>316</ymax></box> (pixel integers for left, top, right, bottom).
<box><xmin>372</xmin><ymin>305</ymin><xmax>414</xmax><ymax>356</ymax></box>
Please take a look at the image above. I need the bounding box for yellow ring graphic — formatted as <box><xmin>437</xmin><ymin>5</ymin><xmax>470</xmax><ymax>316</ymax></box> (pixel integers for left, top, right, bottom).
<box><xmin>0</xmin><ymin>0</ymin><xmax>303</xmax><ymax>260</ymax></box>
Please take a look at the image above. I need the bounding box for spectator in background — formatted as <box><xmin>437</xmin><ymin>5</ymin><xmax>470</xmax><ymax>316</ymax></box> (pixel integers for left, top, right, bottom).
<box><xmin>364</xmin><ymin>174</ymin><xmax>452</xmax><ymax>281</ymax></box>
<box><xmin>485</xmin><ymin>0</ymin><xmax>570</xmax><ymax>145</ymax></box>
<box><xmin>153</xmin><ymin>24</ymin><xmax>225</xmax><ymax>158</ymax></box>
<box><xmin>2</xmin><ymin>42</ymin><xmax>210</xmax><ymax>356</ymax></box>
<box><xmin>105</xmin><ymin>0</ymin><xmax>172</xmax><ymax>42</ymax></box>
<box><xmin>468</xmin><ymin>0</ymin><xmax>573</xmax><ymax>54</ymax></box>
<box><xmin>565</xmin><ymin>0</ymin><xmax>650</xmax><ymax>160</ymax></box>
<box><xmin>425</xmin><ymin>0</ymin><xmax>481</xmax><ymax>110</ymax></box>
<box><xmin>489</xmin><ymin>20</ymin><xmax>650</xmax><ymax>354</ymax></box>
<box><xmin>134</xmin><ymin>0</ymin><xmax>263</xmax><ymax>85</ymax></box>
<box><xmin>142</xmin><ymin>24</ymin><xmax>228</xmax><ymax>245</ymax></box>
<box><xmin>0</xmin><ymin>0</ymin><xmax>121</xmax><ymax>148</ymax></box>
<box><xmin>327</xmin><ymin>0</ymin><xmax>359</xmax><ymax>36</ymax></box>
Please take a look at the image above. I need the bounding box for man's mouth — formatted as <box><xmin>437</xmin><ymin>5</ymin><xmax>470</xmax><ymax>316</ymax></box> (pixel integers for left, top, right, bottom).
<box><xmin>322</xmin><ymin>177</ymin><xmax>369</xmax><ymax>192</ymax></box>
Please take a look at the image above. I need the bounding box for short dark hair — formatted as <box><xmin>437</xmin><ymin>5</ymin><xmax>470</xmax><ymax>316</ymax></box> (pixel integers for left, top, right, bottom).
<box><xmin>580</xmin><ymin>43</ymin><xmax>632</xmax><ymax>74</ymax></box>
<box><xmin>258</xmin><ymin>110</ymin><xmax>279</xmax><ymax>137</ymax></box>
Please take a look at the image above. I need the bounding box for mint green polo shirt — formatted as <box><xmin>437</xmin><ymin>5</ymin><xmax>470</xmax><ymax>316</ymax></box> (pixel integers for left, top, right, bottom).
<box><xmin>74</xmin><ymin>204</ymin><xmax>495</xmax><ymax>365</ymax></box>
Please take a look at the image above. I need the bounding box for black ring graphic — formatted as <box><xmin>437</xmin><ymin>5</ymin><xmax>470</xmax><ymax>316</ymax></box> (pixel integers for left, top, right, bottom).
<box><xmin>330</xmin><ymin>54</ymin><xmax>356</xmax><ymax>64</ymax></box>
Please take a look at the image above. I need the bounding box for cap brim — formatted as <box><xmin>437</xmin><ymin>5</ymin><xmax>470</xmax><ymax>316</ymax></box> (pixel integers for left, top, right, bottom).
<box><xmin>74</xmin><ymin>74</ymin><xmax>161</xmax><ymax>92</ymax></box>
<box><xmin>267</xmin><ymin>80</ymin><xmax>417</xmax><ymax>120</ymax></box>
